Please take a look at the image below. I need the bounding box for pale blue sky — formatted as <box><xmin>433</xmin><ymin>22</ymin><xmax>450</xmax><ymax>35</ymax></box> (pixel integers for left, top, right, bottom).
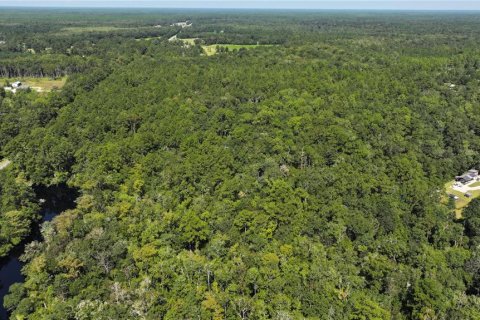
<box><xmin>0</xmin><ymin>0</ymin><xmax>479</xmax><ymax>10</ymax></box>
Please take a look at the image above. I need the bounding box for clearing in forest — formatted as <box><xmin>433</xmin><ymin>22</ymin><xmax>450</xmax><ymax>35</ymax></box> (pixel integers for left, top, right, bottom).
<box><xmin>444</xmin><ymin>180</ymin><xmax>480</xmax><ymax>218</ymax></box>
<box><xmin>180</xmin><ymin>38</ymin><xmax>198</xmax><ymax>45</ymax></box>
<box><xmin>175</xmin><ymin>37</ymin><xmax>274</xmax><ymax>55</ymax></box>
<box><xmin>1</xmin><ymin>77</ymin><xmax>67</xmax><ymax>92</ymax></box>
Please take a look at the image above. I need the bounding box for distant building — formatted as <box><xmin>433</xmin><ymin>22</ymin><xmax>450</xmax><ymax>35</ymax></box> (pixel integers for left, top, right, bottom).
<box><xmin>456</xmin><ymin>174</ymin><xmax>473</xmax><ymax>184</ymax></box>
<box><xmin>466</xmin><ymin>192</ymin><xmax>473</xmax><ymax>198</ymax></box>
<box><xmin>0</xmin><ymin>41</ymin><xmax>5</xmax><ymax>45</ymax></box>
<box><xmin>468</xmin><ymin>169</ymin><xmax>479</xmax><ymax>177</ymax></box>
<box><xmin>455</xmin><ymin>168</ymin><xmax>479</xmax><ymax>184</ymax></box>
<box><xmin>12</xmin><ymin>81</ymin><xmax>22</xmax><ymax>88</ymax></box>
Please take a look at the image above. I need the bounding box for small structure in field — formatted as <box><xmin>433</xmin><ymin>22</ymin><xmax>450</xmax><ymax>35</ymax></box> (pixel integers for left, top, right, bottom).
<box><xmin>448</xmin><ymin>194</ymin><xmax>459</xmax><ymax>200</ymax></box>
<box><xmin>4</xmin><ymin>81</ymin><xmax>30</xmax><ymax>94</ymax></box>
<box><xmin>465</xmin><ymin>192</ymin><xmax>473</xmax><ymax>198</ymax></box>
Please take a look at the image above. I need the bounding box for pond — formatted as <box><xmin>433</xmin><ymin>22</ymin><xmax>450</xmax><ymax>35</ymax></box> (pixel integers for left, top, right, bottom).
<box><xmin>0</xmin><ymin>184</ymin><xmax>78</xmax><ymax>319</ymax></box>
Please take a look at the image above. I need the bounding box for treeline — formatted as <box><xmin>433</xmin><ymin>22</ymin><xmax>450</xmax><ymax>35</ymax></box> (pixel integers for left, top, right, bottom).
<box><xmin>0</xmin><ymin>55</ymin><xmax>98</xmax><ymax>78</ymax></box>
<box><xmin>15</xmin><ymin>28</ymin><xmax>175</xmax><ymax>56</ymax></box>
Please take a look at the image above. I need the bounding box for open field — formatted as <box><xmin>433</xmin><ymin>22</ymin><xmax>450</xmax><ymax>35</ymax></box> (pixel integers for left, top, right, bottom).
<box><xmin>172</xmin><ymin>37</ymin><xmax>198</xmax><ymax>45</ymax></box>
<box><xmin>180</xmin><ymin>38</ymin><xmax>198</xmax><ymax>45</ymax></box>
<box><xmin>444</xmin><ymin>180</ymin><xmax>480</xmax><ymax>218</ymax></box>
<box><xmin>174</xmin><ymin>38</ymin><xmax>274</xmax><ymax>55</ymax></box>
<box><xmin>1</xmin><ymin>77</ymin><xmax>67</xmax><ymax>92</ymax></box>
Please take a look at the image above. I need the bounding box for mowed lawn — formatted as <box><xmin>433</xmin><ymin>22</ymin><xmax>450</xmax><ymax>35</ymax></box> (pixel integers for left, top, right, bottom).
<box><xmin>444</xmin><ymin>180</ymin><xmax>480</xmax><ymax>218</ymax></box>
<box><xmin>1</xmin><ymin>77</ymin><xmax>67</xmax><ymax>92</ymax></box>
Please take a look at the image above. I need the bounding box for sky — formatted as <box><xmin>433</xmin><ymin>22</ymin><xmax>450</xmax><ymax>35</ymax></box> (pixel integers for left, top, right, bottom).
<box><xmin>1</xmin><ymin>0</ymin><xmax>479</xmax><ymax>10</ymax></box>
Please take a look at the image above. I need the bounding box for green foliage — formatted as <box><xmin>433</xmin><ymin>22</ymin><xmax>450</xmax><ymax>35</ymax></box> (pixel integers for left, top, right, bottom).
<box><xmin>0</xmin><ymin>169</ymin><xmax>39</xmax><ymax>257</ymax></box>
<box><xmin>2</xmin><ymin>9</ymin><xmax>480</xmax><ymax>319</ymax></box>
<box><xmin>464</xmin><ymin>199</ymin><xmax>480</xmax><ymax>242</ymax></box>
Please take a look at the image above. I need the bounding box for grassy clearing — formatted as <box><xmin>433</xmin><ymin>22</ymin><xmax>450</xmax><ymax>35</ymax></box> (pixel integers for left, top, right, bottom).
<box><xmin>174</xmin><ymin>38</ymin><xmax>274</xmax><ymax>56</ymax></box>
<box><xmin>444</xmin><ymin>180</ymin><xmax>480</xmax><ymax>218</ymax></box>
<box><xmin>202</xmin><ymin>45</ymin><xmax>217</xmax><ymax>56</ymax></box>
<box><xmin>180</xmin><ymin>38</ymin><xmax>198</xmax><ymax>46</ymax></box>
<box><xmin>470</xmin><ymin>181</ymin><xmax>480</xmax><ymax>188</ymax></box>
<box><xmin>1</xmin><ymin>77</ymin><xmax>67</xmax><ymax>92</ymax></box>
<box><xmin>202</xmin><ymin>44</ymin><xmax>272</xmax><ymax>56</ymax></box>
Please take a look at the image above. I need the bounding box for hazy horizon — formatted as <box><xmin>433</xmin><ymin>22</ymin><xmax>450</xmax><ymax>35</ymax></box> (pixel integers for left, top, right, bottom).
<box><xmin>1</xmin><ymin>1</ymin><xmax>479</xmax><ymax>10</ymax></box>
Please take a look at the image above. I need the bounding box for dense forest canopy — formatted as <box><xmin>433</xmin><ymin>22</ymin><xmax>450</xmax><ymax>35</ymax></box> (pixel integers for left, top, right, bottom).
<box><xmin>1</xmin><ymin>9</ymin><xmax>480</xmax><ymax>319</ymax></box>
